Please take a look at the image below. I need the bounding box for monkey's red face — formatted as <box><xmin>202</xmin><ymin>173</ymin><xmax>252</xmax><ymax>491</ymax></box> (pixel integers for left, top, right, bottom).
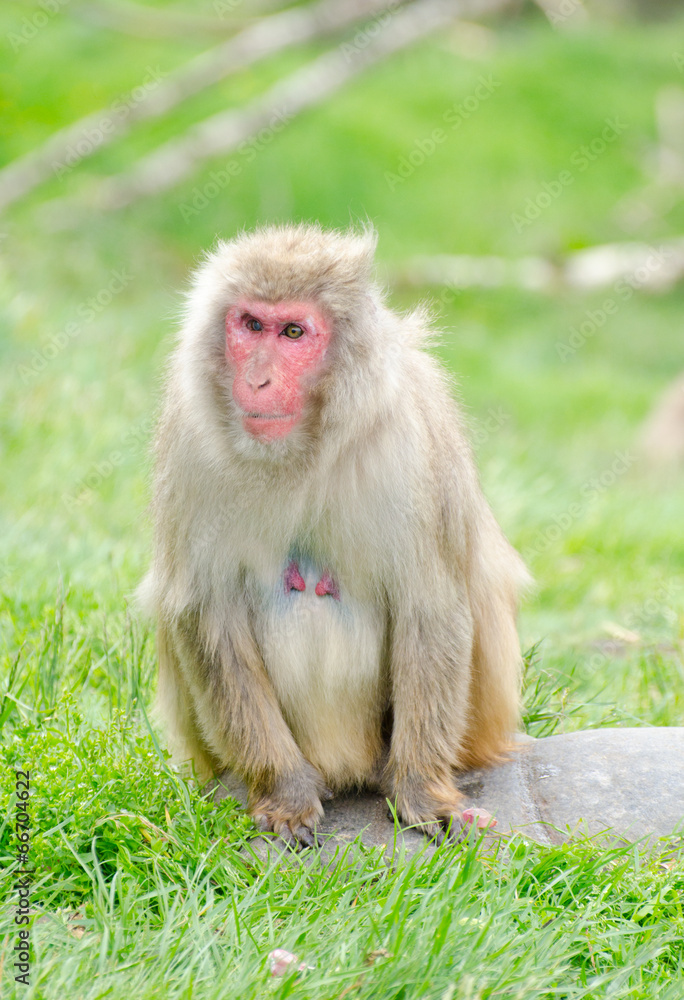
<box><xmin>225</xmin><ymin>300</ymin><xmax>332</xmax><ymax>442</ymax></box>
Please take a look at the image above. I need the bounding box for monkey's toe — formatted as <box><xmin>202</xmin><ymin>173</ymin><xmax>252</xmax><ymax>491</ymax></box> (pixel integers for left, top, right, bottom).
<box><xmin>291</xmin><ymin>824</ymin><xmax>317</xmax><ymax>848</ymax></box>
<box><xmin>391</xmin><ymin>779</ymin><xmax>465</xmax><ymax>844</ymax></box>
<box><xmin>272</xmin><ymin>819</ymin><xmax>318</xmax><ymax>850</ymax></box>
<box><xmin>254</xmin><ymin>812</ymin><xmax>276</xmax><ymax>835</ymax></box>
<box><xmin>414</xmin><ymin>817</ymin><xmax>463</xmax><ymax>845</ymax></box>
<box><xmin>418</xmin><ymin>821</ymin><xmax>447</xmax><ymax>845</ymax></box>
<box><xmin>439</xmin><ymin>814</ymin><xmax>465</xmax><ymax>843</ymax></box>
<box><xmin>388</xmin><ymin>806</ymin><xmax>464</xmax><ymax>845</ymax></box>
<box><xmin>252</xmin><ymin>798</ymin><xmax>322</xmax><ymax>850</ymax></box>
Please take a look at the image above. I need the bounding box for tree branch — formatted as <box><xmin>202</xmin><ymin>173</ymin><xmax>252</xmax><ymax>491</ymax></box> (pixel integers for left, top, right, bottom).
<box><xmin>0</xmin><ymin>0</ymin><xmax>409</xmax><ymax>215</ymax></box>
<box><xmin>87</xmin><ymin>0</ymin><xmax>516</xmax><ymax>212</ymax></box>
<box><xmin>391</xmin><ymin>238</ymin><xmax>684</xmax><ymax>294</ymax></box>
<box><xmin>70</xmin><ymin>0</ymin><xmax>256</xmax><ymax>39</ymax></box>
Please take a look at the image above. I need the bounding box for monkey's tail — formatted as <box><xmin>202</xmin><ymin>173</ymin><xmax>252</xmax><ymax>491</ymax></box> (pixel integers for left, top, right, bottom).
<box><xmin>459</xmin><ymin>548</ymin><xmax>529</xmax><ymax>770</ymax></box>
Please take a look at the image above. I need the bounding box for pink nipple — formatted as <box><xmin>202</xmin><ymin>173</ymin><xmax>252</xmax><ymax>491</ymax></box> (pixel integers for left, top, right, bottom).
<box><xmin>315</xmin><ymin>571</ymin><xmax>340</xmax><ymax>601</ymax></box>
<box><xmin>284</xmin><ymin>561</ymin><xmax>306</xmax><ymax>593</ymax></box>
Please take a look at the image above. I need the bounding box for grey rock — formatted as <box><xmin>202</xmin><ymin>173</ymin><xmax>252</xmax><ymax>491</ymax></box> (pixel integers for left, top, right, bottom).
<box><xmin>460</xmin><ymin>727</ymin><xmax>684</xmax><ymax>845</ymax></box>
<box><xmin>214</xmin><ymin>727</ymin><xmax>684</xmax><ymax>859</ymax></box>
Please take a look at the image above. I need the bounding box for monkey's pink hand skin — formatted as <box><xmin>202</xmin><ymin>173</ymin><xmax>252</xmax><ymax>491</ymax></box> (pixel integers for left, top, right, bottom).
<box><xmin>315</xmin><ymin>571</ymin><xmax>340</xmax><ymax>601</ymax></box>
<box><xmin>225</xmin><ymin>299</ymin><xmax>331</xmax><ymax>442</ymax></box>
<box><xmin>284</xmin><ymin>561</ymin><xmax>306</xmax><ymax>594</ymax></box>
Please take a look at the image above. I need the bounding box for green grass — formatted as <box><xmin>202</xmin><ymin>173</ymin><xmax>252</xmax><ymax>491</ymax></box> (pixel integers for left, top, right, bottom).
<box><xmin>1</xmin><ymin>615</ymin><xmax>684</xmax><ymax>999</ymax></box>
<box><xmin>2</xmin><ymin>2</ymin><xmax>684</xmax><ymax>997</ymax></box>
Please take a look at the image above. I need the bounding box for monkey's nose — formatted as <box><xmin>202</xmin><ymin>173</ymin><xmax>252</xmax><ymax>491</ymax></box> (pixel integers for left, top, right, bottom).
<box><xmin>248</xmin><ymin>376</ymin><xmax>271</xmax><ymax>392</ymax></box>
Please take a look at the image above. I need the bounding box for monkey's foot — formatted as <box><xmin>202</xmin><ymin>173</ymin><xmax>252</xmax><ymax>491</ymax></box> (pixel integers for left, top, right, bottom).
<box><xmin>252</xmin><ymin>798</ymin><xmax>324</xmax><ymax>848</ymax></box>
<box><xmin>249</xmin><ymin>768</ymin><xmax>328</xmax><ymax>849</ymax></box>
<box><xmin>391</xmin><ymin>779</ymin><xmax>464</xmax><ymax>846</ymax></box>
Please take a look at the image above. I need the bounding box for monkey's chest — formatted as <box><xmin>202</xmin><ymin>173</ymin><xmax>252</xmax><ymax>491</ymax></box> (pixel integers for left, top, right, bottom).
<box><xmin>251</xmin><ymin>553</ymin><xmax>387</xmax><ymax>788</ymax></box>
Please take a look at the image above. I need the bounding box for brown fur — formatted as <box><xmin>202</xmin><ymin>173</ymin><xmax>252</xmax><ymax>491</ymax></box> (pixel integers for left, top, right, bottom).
<box><xmin>139</xmin><ymin>223</ymin><xmax>529</xmax><ymax>842</ymax></box>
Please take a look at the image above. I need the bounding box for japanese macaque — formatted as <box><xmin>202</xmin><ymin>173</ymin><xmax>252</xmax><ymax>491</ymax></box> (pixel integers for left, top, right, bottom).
<box><xmin>139</xmin><ymin>224</ymin><xmax>529</xmax><ymax>846</ymax></box>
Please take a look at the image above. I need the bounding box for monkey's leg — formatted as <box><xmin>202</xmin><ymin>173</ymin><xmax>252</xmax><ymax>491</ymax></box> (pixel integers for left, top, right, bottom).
<box><xmin>384</xmin><ymin>582</ymin><xmax>474</xmax><ymax>842</ymax></box>
<box><xmin>168</xmin><ymin>608</ymin><xmax>328</xmax><ymax>848</ymax></box>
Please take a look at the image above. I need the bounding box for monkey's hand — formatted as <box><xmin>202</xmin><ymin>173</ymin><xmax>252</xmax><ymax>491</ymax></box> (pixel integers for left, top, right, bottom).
<box><xmin>391</xmin><ymin>777</ymin><xmax>464</xmax><ymax>845</ymax></box>
<box><xmin>249</xmin><ymin>763</ymin><xmax>329</xmax><ymax>849</ymax></box>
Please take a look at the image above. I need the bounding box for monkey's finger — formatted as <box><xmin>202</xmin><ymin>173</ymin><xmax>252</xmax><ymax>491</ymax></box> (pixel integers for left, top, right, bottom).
<box><xmin>292</xmin><ymin>824</ymin><xmax>317</xmax><ymax>849</ymax></box>
<box><xmin>254</xmin><ymin>813</ymin><xmax>275</xmax><ymax>834</ymax></box>
<box><xmin>274</xmin><ymin>822</ymin><xmax>300</xmax><ymax>849</ymax></box>
<box><xmin>420</xmin><ymin>822</ymin><xmax>446</xmax><ymax>846</ymax></box>
<box><xmin>440</xmin><ymin>816</ymin><xmax>465</xmax><ymax>843</ymax></box>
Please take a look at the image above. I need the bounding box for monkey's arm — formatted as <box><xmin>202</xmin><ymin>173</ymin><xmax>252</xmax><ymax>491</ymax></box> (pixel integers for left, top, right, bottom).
<box><xmin>161</xmin><ymin>604</ymin><xmax>327</xmax><ymax>847</ymax></box>
<box><xmin>384</xmin><ymin>567</ymin><xmax>474</xmax><ymax>841</ymax></box>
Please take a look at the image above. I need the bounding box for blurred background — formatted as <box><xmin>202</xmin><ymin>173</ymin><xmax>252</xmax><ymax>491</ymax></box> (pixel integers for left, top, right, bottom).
<box><xmin>1</xmin><ymin>0</ymin><xmax>684</xmax><ymax>730</ymax></box>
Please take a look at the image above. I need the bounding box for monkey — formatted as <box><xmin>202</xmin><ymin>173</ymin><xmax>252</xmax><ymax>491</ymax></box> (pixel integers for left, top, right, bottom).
<box><xmin>138</xmin><ymin>223</ymin><xmax>529</xmax><ymax>847</ymax></box>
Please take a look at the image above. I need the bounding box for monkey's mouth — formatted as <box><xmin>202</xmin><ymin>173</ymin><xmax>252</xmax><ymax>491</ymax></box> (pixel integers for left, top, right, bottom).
<box><xmin>243</xmin><ymin>412</ymin><xmax>292</xmax><ymax>420</ymax></box>
<box><xmin>239</xmin><ymin>410</ymin><xmax>299</xmax><ymax>441</ymax></box>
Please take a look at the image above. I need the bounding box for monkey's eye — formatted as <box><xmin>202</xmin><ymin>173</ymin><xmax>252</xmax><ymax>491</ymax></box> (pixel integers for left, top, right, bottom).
<box><xmin>245</xmin><ymin>317</ymin><xmax>263</xmax><ymax>332</ymax></box>
<box><xmin>281</xmin><ymin>323</ymin><xmax>304</xmax><ymax>339</ymax></box>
